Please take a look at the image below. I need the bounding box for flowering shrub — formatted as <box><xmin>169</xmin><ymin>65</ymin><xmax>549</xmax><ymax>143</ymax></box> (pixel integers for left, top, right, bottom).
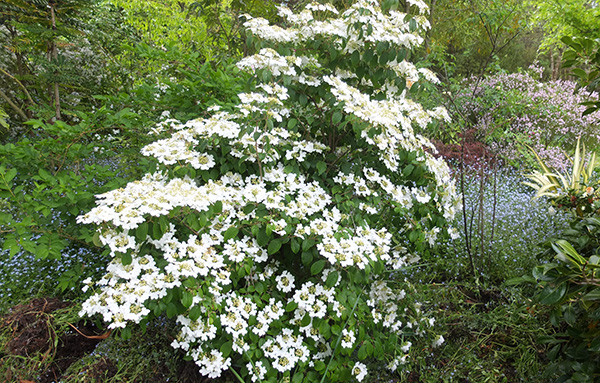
<box><xmin>77</xmin><ymin>1</ymin><xmax>460</xmax><ymax>381</ymax></box>
<box><xmin>451</xmin><ymin>68</ymin><xmax>600</xmax><ymax>171</ymax></box>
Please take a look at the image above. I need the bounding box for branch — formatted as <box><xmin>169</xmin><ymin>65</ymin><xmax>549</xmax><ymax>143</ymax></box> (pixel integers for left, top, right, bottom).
<box><xmin>0</xmin><ymin>67</ymin><xmax>36</xmax><ymax>106</ymax></box>
<box><xmin>0</xmin><ymin>89</ymin><xmax>27</xmax><ymax>120</ymax></box>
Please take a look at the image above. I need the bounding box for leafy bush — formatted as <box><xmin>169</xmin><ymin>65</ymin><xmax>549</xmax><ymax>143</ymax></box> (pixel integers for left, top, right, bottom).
<box><xmin>0</xmin><ymin>48</ymin><xmax>246</xmax><ymax>312</ymax></box>
<box><xmin>531</xmin><ymin>216</ymin><xmax>600</xmax><ymax>382</ymax></box>
<box><xmin>77</xmin><ymin>0</ymin><xmax>460</xmax><ymax>381</ymax></box>
<box><xmin>523</xmin><ymin>143</ymin><xmax>600</xmax><ymax>381</ymax></box>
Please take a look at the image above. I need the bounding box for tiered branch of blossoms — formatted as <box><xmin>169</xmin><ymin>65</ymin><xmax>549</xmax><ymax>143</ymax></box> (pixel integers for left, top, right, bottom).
<box><xmin>78</xmin><ymin>0</ymin><xmax>460</xmax><ymax>381</ymax></box>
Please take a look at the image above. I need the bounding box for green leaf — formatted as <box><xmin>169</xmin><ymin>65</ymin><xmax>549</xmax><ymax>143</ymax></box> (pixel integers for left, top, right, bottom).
<box><xmin>292</xmin><ymin>372</ymin><xmax>304</xmax><ymax>383</ymax></box>
<box><xmin>316</xmin><ymin>161</ymin><xmax>327</xmax><ymax>175</ymax></box>
<box><xmin>589</xmin><ymin>337</ymin><xmax>600</xmax><ymax>352</ymax></box>
<box><xmin>351</xmin><ymin>50</ymin><xmax>360</xmax><ymax>66</ymax></box>
<box><xmin>166</xmin><ymin>302</ymin><xmax>179</xmax><ymax>318</ymax></box>
<box><xmin>135</xmin><ymin>222</ymin><xmax>148</xmax><ymax>242</ymax></box>
<box><xmin>314</xmin><ymin>360</ymin><xmax>326</xmax><ymax>372</ymax></box>
<box><xmin>223</xmin><ymin>226</ymin><xmax>239</xmax><ymax>242</ymax></box>
<box><xmin>319</xmin><ymin>320</ymin><xmax>331</xmax><ymax>338</ymax></box>
<box><xmin>286</xmin><ymin>301</ymin><xmax>298</xmax><ymax>312</ymax></box>
<box><xmin>332</xmin><ymin>111</ymin><xmax>343</xmax><ymax>124</ymax></box>
<box><xmin>121</xmin><ymin>252</ymin><xmax>133</xmax><ymax>266</ymax></box>
<box><xmin>563</xmin><ymin>304</ymin><xmax>576</xmax><ymax>326</ymax></box>
<box><xmin>357</xmin><ymin>344</ymin><xmax>367</xmax><ymax>360</ymax></box>
<box><xmin>181</xmin><ymin>292</ymin><xmax>194</xmax><ymax>308</ymax></box>
<box><xmin>302</xmin><ymin>239</ymin><xmax>315</xmax><ymax>251</ymax></box>
<box><xmin>257</xmin><ymin>227</ymin><xmax>270</xmax><ymax>247</ymax></box>
<box><xmin>213</xmin><ymin>200</ymin><xmax>223</xmax><ymax>214</ymax></box>
<box><xmin>4</xmin><ymin>168</ymin><xmax>17</xmax><ymax>183</ymax></box>
<box><xmin>92</xmin><ymin>232</ymin><xmax>103</xmax><ymax>247</ymax></box>
<box><xmin>189</xmin><ymin>305</ymin><xmax>202</xmax><ymax>321</ymax></box>
<box><xmin>21</xmin><ymin>239</ymin><xmax>36</xmax><ymax>253</ymax></box>
<box><xmin>300</xmin><ymin>312</ymin><xmax>311</xmax><ymax>327</ymax></box>
<box><xmin>268</xmin><ymin>238</ymin><xmax>282</xmax><ymax>255</ymax></box>
<box><xmin>311</xmin><ymin>259</ymin><xmax>327</xmax><ymax>275</ymax></box>
<box><xmin>220</xmin><ymin>341</ymin><xmax>233</xmax><ymax>357</ymax></box>
<box><xmin>539</xmin><ymin>283</ymin><xmax>567</xmax><ymax>305</ymax></box>
<box><xmin>290</xmin><ymin>238</ymin><xmax>300</xmax><ymax>254</ymax></box>
<box><xmin>325</xmin><ymin>271</ymin><xmax>339</xmax><ymax>287</ymax></box>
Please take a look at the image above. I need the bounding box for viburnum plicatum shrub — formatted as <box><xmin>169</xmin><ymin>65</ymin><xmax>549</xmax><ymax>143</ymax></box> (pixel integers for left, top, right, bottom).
<box><xmin>77</xmin><ymin>0</ymin><xmax>459</xmax><ymax>381</ymax></box>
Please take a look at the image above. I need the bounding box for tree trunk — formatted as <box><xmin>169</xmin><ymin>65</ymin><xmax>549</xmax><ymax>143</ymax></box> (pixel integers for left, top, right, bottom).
<box><xmin>49</xmin><ymin>2</ymin><xmax>61</xmax><ymax>120</ymax></box>
<box><xmin>423</xmin><ymin>0</ymin><xmax>437</xmax><ymax>57</ymax></box>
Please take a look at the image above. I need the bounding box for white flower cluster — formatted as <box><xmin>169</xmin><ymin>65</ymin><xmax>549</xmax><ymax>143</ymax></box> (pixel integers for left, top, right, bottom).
<box><xmin>79</xmin><ymin>0</ymin><xmax>460</xmax><ymax>381</ymax></box>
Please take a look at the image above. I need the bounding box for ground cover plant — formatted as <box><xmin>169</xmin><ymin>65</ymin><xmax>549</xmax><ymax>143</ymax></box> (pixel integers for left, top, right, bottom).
<box><xmin>422</xmin><ymin>166</ymin><xmax>570</xmax><ymax>283</ymax></box>
<box><xmin>75</xmin><ymin>0</ymin><xmax>461</xmax><ymax>381</ymax></box>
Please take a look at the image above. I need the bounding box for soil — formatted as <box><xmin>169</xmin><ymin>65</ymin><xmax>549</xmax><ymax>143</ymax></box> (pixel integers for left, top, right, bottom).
<box><xmin>1</xmin><ymin>297</ymin><xmax>103</xmax><ymax>383</ymax></box>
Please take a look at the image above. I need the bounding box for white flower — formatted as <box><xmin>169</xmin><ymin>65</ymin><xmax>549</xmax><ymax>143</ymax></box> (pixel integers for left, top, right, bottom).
<box><xmin>352</xmin><ymin>361</ymin><xmax>368</xmax><ymax>382</ymax></box>
<box><xmin>275</xmin><ymin>270</ymin><xmax>295</xmax><ymax>293</ymax></box>
<box><xmin>341</xmin><ymin>328</ymin><xmax>356</xmax><ymax>349</ymax></box>
<box><xmin>432</xmin><ymin>334</ymin><xmax>445</xmax><ymax>348</ymax></box>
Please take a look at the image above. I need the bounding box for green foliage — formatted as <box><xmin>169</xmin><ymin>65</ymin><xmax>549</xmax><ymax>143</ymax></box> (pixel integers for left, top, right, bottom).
<box><xmin>0</xmin><ymin>44</ymin><xmax>246</xmax><ymax>304</ymax></box>
<box><xmin>561</xmin><ymin>35</ymin><xmax>600</xmax><ymax>118</ymax></box>
<box><xmin>0</xmin><ymin>113</ymin><xmax>141</xmax><ymax>262</ymax></box>
<box><xmin>532</xmin><ymin>216</ymin><xmax>600</xmax><ymax>382</ymax></box>
<box><xmin>99</xmin><ymin>43</ymin><xmax>247</xmax><ymax>122</ymax></box>
<box><xmin>402</xmin><ymin>283</ymin><xmax>558</xmax><ymax>382</ymax></box>
<box><xmin>423</xmin><ymin>0</ymin><xmax>535</xmax><ymax>76</ymax></box>
<box><xmin>529</xmin><ymin>0</ymin><xmax>600</xmax><ymax>51</ymax></box>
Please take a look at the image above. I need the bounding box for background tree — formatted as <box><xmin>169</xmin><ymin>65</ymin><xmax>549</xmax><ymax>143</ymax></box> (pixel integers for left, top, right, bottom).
<box><xmin>0</xmin><ymin>0</ymin><xmax>99</xmax><ymax>122</ymax></box>
<box><xmin>529</xmin><ymin>0</ymin><xmax>600</xmax><ymax>79</ymax></box>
